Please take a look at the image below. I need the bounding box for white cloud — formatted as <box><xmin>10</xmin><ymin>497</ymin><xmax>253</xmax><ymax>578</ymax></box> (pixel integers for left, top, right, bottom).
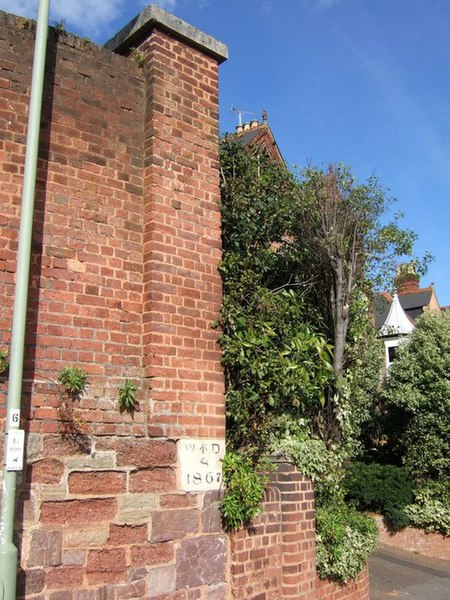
<box><xmin>0</xmin><ymin>0</ymin><xmax>125</xmax><ymax>37</ymax></box>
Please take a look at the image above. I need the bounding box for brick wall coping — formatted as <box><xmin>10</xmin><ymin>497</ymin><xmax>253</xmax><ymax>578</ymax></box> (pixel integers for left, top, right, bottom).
<box><xmin>104</xmin><ymin>3</ymin><xmax>228</xmax><ymax>63</ymax></box>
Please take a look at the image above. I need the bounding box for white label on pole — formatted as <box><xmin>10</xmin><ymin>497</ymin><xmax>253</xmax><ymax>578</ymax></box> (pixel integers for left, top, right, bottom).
<box><xmin>8</xmin><ymin>409</ymin><xmax>20</xmax><ymax>428</ymax></box>
<box><xmin>6</xmin><ymin>429</ymin><xmax>25</xmax><ymax>471</ymax></box>
<box><xmin>178</xmin><ymin>438</ymin><xmax>225</xmax><ymax>492</ymax></box>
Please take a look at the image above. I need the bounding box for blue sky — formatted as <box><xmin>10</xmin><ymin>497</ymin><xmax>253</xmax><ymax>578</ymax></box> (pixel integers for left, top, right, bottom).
<box><xmin>2</xmin><ymin>0</ymin><xmax>450</xmax><ymax>305</ymax></box>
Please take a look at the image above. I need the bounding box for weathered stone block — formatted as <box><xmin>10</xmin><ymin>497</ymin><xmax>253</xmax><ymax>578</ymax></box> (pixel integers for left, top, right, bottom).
<box><xmin>116</xmin><ymin>439</ymin><xmax>176</xmax><ymax>468</ymax></box>
<box><xmin>150</xmin><ymin>509</ymin><xmax>199</xmax><ymax>542</ymax></box>
<box><xmin>117</xmin><ymin>493</ymin><xmax>157</xmax><ymax>525</ymax></box>
<box><xmin>68</xmin><ymin>470</ymin><xmax>127</xmax><ymax>495</ymax></box>
<box><xmin>41</xmin><ymin>498</ymin><xmax>117</xmax><ymax>525</ymax></box>
<box><xmin>176</xmin><ymin>535</ymin><xmax>226</xmax><ymax>588</ymax></box>
<box><xmin>63</xmin><ymin>550</ymin><xmax>86</xmax><ymax>566</ymax></box>
<box><xmin>64</xmin><ymin>526</ymin><xmax>110</xmax><ymax>548</ymax></box>
<box><xmin>147</xmin><ymin>565</ymin><xmax>176</xmax><ymax>597</ymax></box>
<box><xmin>17</xmin><ymin>568</ymin><xmax>45</xmax><ymax>596</ymax></box>
<box><xmin>45</xmin><ymin>566</ymin><xmax>84</xmax><ymax>589</ymax></box>
<box><xmin>27</xmin><ymin>529</ymin><xmax>63</xmax><ymax>567</ymax></box>
<box><xmin>129</xmin><ymin>467</ymin><xmax>176</xmax><ymax>493</ymax></box>
<box><xmin>108</xmin><ymin>524</ymin><xmax>148</xmax><ymax>546</ymax></box>
<box><xmin>87</xmin><ymin>548</ymin><xmax>127</xmax><ymax>572</ymax></box>
<box><xmin>201</xmin><ymin>492</ymin><xmax>222</xmax><ymax>534</ymax></box>
<box><xmin>130</xmin><ymin>541</ymin><xmax>174</xmax><ymax>566</ymax></box>
<box><xmin>29</xmin><ymin>458</ymin><xmax>65</xmax><ymax>484</ymax></box>
<box><xmin>43</xmin><ymin>435</ymin><xmax>91</xmax><ymax>457</ymax></box>
<box><xmin>67</xmin><ymin>452</ymin><xmax>115</xmax><ymax>470</ymax></box>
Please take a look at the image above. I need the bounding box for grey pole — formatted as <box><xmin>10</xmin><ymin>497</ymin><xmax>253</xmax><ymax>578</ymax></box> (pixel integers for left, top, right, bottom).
<box><xmin>0</xmin><ymin>1</ymin><xmax>50</xmax><ymax>598</ymax></box>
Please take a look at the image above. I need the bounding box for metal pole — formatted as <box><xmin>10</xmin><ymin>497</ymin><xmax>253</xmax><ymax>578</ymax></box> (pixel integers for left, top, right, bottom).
<box><xmin>0</xmin><ymin>1</ymin><xmax>50</xmax><ymax>597</ymax></box>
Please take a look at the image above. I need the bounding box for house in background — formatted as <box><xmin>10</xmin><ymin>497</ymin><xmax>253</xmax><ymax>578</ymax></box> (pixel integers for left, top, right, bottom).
<box><xmin>375</xmin><ymin>263</ymin><xmax>444</xmax><ymax>368</ymax></box>
<box><xmin>229</xmin><ymin>111</ymin><xmax>284</xmax><ymax>163</ymax></box>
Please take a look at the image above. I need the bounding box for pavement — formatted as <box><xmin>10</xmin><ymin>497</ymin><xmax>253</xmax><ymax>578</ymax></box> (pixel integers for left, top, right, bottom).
<box><xmin>370</xmin><ymin>543</ymin><xmax>450</xmax><ymax>599</ymax></box>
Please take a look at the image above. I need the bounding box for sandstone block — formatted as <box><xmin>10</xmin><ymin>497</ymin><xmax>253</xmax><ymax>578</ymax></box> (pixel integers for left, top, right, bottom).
<box><xmin>108</xmin><ymin>524</ymin><xmax>148</xmax><ymax>546</ymax></box>
<box><xmin>117</xmin><ymin>493</ymin><xmax>157</xmax><ymax>524</ymax></box>
<box><xmin>27</xmin><ymin>529</ymin><xmax>63</xmax><ymax>567</ymax></box>
<box><xmin>29</xmin><ymin>459</ymin><xmax>65</xmax><ymax>484</ymax></box>
<box><xmin>64</xmin><ymin>526</ymin><xmax>109</xmax><ymax>548</ymax></box>
<box><xmin>176</xmin><ymin>535</ymin><xmax>226</xmax><ymax>588</ymax></box>
<box><xmin>68</xmin><ymin>470</ymin><xmax>127</xmax><ymax>495</ymax></box>
<box><xmin>129</xmin><ymin>468</ymin><xmax>176</xmax><ymax>493</ymax></box>
<box><xmin>130</xmin><ymin>541</ymin><xmax>174</xmax><ymax>566</ymax></box>
<box><xmin>147</xmin><ymin>565</ymin><xmax>176</xmax><ymax>597</ymax></box>
<box><xmin>41</xmin><ymin>498</ymin><xmax>117</xmax><ymax>525</ymax></box>
<box><xmin>116</xmin><ymin>439</ymin><xmax>176</xmax><ymax>468</ymax></box>
<box><xmin>150</xmin><ymin>509</ymin><xmax>199</xmax><ymax>542</ymax></box>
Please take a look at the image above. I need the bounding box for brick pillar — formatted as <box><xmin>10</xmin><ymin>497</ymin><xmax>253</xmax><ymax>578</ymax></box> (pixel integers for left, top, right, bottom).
<box><xmin>272</xmin><ymin>458</ymin><xmax>317</xmax><ymax>599</ymax></box>
<box><xmin>107</xmin><ymin>5</ymin><xmax>228</xmax><ymax>442</ymax></box>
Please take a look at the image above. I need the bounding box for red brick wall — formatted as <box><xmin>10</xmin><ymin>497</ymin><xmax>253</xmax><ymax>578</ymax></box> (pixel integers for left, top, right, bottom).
<box><xmin>230</xmin><ymin>460</ymin><xmax>369</xmax><ymax>600</ymax></box>
<box><xmin>316</xmin><ymin>569</ymin><xmax>369</xmax><ymax>600</ymax></box>
<box><xmin>0</xmin><ymin>10</ymin><xmax>226</xmax><ymax>599</ymax></box>
<box><xmin>138</xmin><ymin>28</ymin><xmax>225</xmax><ymax>441</ymax></box>
<box><xmin>374</xmin><ymin>514</ymin><xmax>450</xmax><ymax>561</ymax></box>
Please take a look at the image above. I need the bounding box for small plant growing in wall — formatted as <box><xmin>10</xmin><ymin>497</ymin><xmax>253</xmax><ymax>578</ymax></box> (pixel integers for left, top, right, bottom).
<box><xmin>57</xmin><ymin>366</ymin><xmax>89</xmax><ymax>434</ymax></box>
<box><xmin>130</xmin><ymin>47</ymin><xmax>146</xmax><ymax>68</ymax></box>
<box><xmin>0</xmin><ymin>350</ymin><xmax>9</xmax><ymax>376</ymax></box>
<box><xmin>53</xmin><ymin>19</ymin><xmax>67</xmax><ymax>36</ymax></box>
<box><xmin>58</xmin><ymin>366</ymin><xmax>88</xmax><ymax>398</ymax></box>
<box><xmin>118</xmin><ymin>379</ymin><xmax>139</xmax><ymax>413</ymax></box>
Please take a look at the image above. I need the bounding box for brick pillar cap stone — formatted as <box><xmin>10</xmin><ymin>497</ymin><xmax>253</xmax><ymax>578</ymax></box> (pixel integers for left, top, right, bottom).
<box><xmin>104</xmin><ymin>3</ymin><xmax>228</xmax><ymax>63</ymax></box>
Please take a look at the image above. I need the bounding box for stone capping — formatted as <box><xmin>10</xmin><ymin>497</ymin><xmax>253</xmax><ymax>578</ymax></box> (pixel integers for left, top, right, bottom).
<box><xmin>104</xmin><ymin>3</ymin><xmax>228</xmax><ymax>63</ymax></box>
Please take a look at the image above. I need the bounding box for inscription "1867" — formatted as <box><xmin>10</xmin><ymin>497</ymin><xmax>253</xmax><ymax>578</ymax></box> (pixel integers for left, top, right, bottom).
<box><xmin>178</xmin><ymin>438</ymin><xmax>225</xmax><ymax>491</ymax></box>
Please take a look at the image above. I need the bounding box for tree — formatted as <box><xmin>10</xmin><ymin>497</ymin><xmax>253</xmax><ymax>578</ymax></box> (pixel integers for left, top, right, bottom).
<box><xmin>382</xmin><ymin>312</ymin><xmax>450</xmax><ymax>481</ymax></box>
<box><xmin>219</xmin><ymin>140</ymin><xmax>334</xmax><ymax>453</ymax></box>
<box><xmin>378</xmin><ymin>311</ymin><xmax>450</xmax><ymax>534</ymax></box>
<box><xmin>292</xmin><ymin>165</ymin><xmax>427</xmax><ymax>380</ymax></box>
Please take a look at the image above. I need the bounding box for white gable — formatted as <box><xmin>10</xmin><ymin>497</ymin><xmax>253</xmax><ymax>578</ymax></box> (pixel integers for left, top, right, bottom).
<box><xmin>379</xmin><ymin>293</ymin><xmax>415</xmax><ymax>337</ymax></box>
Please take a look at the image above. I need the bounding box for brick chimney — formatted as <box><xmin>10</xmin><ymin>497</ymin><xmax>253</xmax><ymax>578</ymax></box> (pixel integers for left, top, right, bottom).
<box><xmin>395</xmin><ymin>263</ymin><xmax>420</xmax><ymax>295</ymax></box>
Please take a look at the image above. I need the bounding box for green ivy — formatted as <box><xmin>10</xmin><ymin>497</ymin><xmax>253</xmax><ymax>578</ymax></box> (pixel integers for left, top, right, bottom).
<box><xmin>220</xmin><ymin>451</ymin><xmax>272</xmax><ymax>531</ymax></box>
<box><xmin>316</xmin><ymin>503</ymin><xmax>378</xmax><ymax>583</ymax></box>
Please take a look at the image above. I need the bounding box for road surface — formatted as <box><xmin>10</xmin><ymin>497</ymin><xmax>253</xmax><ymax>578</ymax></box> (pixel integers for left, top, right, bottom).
<box><xmin>370</xmin><ymin>543</ymin><xmax>450</xmax><ymax>599</ymax></box>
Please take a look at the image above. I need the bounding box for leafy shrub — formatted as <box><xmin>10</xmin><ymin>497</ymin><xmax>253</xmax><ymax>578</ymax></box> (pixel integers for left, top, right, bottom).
<box><xmin>405</xmin><ymin>478</ymin><xmax>450</xmax><ymax>535</ymax></box>
<box><xmin>382</xmin><ymin>312</ymin><xmax>450</xmax><ymax>482</ymax></box>
<box><xmin>220</xmin><ymin>451</ymin><xmax>272</xmax><ymax>531</ymax></box>
<box><xmin>343</xmin><ymin>462</ymin><xmax>413</xmax><ymax>530</ymax></box>
<box><xmin>316</xmin><ymin>503</ymin><xmax>378</xmax><ymax>583</ymax></box>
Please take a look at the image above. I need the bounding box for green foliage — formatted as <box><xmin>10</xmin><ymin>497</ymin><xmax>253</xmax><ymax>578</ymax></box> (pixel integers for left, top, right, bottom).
<box><xmin>405</xmin><ymin>479</ymin><xmax>450</xmax><ymax>535</ymax></box>
<box><xmin>220</xmin><ymin>451</ymin><xmax>271</xmax><ymax>531</ymax></box>
<box><xmin>276</xmin><ymin>425</ymin><xmax>348</xmax><ymax>506</ymax></box>
<box><xmin>58</xmin><ymin>367</ymin><xmax>88</xmax><ymax>397</ymax></box>
<box><xmin>218</xmin><ymin>142</ymin><xmax>403</xmax><ymax>579</ymax></box>
<box><xmin>343</xmin><ymin>462</ymin><xmax>413</xmax><ymax>530</ymax></box>
<box><xmin>118</xmin><ymin>379</ymin><xmax>138</xmax><ymax>413</ymax></box>
<box><xmin>382</xmin><ymin>312</ymin><xmax>450</xmax><ymax>482</ymax></box>
<box><xmin>316</xmin><ymin>503</ymin><xmax>378</xmax><ymax>583</ymax></box>
<box><xmin>0</xmin><ymin>350</ymin><xmax>9</xmax><ymax>375</ymax></box>
<box><xmin>220</xmin><ymin>142</ymin><xmax>335</xmax><ymax>452</ymax></box>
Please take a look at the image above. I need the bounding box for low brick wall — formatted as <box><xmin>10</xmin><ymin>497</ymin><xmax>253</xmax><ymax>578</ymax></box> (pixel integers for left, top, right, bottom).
<box><xmin>374</xmin><ymin>514</ymin><xmax>450</xmax><ymax>561</ymax></box>
<box><xmin>229</xmin><ymin>460</ymin><xmax>369</xmax><ymax>600</ymax></box>
<box><xmin>316</xmin><ymin>568</ymin><xmax>369</xmax><ymax>600</ymax></box>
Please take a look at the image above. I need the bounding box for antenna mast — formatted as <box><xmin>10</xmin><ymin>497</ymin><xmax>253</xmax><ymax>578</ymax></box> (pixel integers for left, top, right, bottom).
<box><xmin>229</xmin><ymin>104</ymin><xmax>254</xmax><ymax>126</ymax></box>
